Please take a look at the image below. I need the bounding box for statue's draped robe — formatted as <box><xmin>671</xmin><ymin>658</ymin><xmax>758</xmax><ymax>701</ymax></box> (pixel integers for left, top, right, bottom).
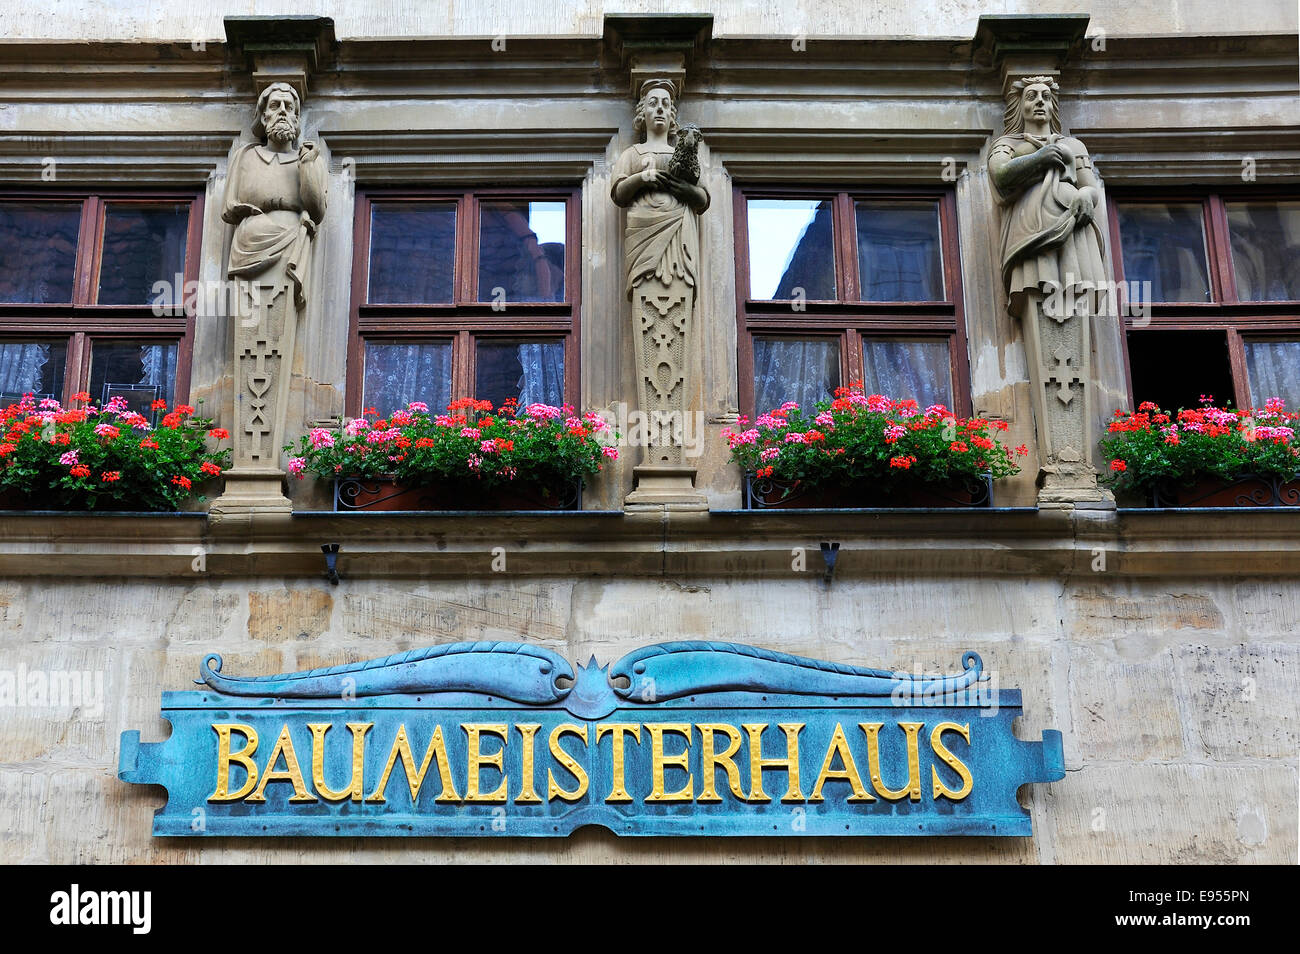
<box><xmin>611</xmin><ymin>142</ymin><xmax>709</xmax><ymax>467</ymax></box>
<box><xmin>988</xmin><ymin>131</ymin><xmax>1111</xmax><ymax>501</ymax></box>
<box><xmin>989</xmin><ymin>133</ymin><xmax>1107</xmax><ymax>319</ymax></box>
<box><xmin>222</xmin><ymin>144</ymin><xmax>327</xmax><ymax>309</ymax></box>
<box><xmin>219</xmin><ymin>142</ymin><xmax>326</xmax><ymax>473</ymax></box>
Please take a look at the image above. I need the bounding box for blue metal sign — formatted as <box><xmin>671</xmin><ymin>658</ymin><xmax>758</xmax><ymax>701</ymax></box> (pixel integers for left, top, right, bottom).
<box><xmin>118</xmin><ymin>641</ymin><xmax>1063</xmax><ymax>836</ymax></box>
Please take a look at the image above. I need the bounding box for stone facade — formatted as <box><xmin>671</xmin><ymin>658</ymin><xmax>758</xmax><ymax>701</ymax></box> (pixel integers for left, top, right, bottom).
<box><xmin>0</xmin><ymin>2</ymin><xmax>1297</xmax><ymax>863</ymax></box>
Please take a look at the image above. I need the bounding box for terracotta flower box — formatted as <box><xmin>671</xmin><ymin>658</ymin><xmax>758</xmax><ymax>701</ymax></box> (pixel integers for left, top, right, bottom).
<box><xmin>1148</xmin><ymin>473</ymin><xmax>1300</xmax><ymax>508</ymax></box>
<box><xmin>743</xmin><ymin>473</ymin><xmax>993</xmax><ymax>510</ymax></box>
<box><xmin>334</xmin><ymin>476</ymin><xmax>582</xmax><ymax>512</ymax></box>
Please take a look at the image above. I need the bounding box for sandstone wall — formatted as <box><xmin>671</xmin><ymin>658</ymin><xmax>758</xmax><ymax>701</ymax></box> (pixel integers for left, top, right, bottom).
<box><xmin>2</xmin><ymin>572</ymin><xmax>1295</xmax><ymax>863</ymax></box>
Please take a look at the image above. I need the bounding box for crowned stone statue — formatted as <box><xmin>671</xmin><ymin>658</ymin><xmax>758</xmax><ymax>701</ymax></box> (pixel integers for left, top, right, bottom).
<box><xmin>611</xmin><ymin>79</ymin><xmax>710</xmax><ymax>506</ymax></box>
<box><xmin>987</xmin><ymin>75</ymin><xmax>1112</xmax><ymax>507</ymax></box>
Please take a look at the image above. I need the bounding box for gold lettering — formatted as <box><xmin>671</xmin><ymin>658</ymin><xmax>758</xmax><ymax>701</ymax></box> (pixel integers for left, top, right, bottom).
<box><xmin>697</xmin><ymin>723</ymin><xmax>746</xmax><ymax>802</ymax></box>
<box><xmin>247</xmin><ymin>724</ymin><xmax>316</xmax><ymax>803</ymax></box>
<box><xmin>308</xmin><ymin>722</ymin><xmax>372</xmax><ymax>802</ymax></box>
<box><xmin>208</xmin><ymin>723</ymin><xmax>259</xmax><ymax>802</ymax></box>
<box><xmin>930</xmin><ymin>722</ymin><xmax>974</xmax><ymax>801</ymax></box>
<box><xmin>645</xmin><ymin>723</ymin><xmax>693</xmax><ymax>802</ymax></box>
<box><xmin>463</xmin><ymin>723</ymin><xmax>509</xmax><ymax>803</ymax></box>
<box><xmin>546</xmin><ymin>723</ymin><xmax>589</xmax><ymax>802</ymax></box>
<box><xmin>809</xmin><ymin>723</ymin><xmax>873</xmax><ymax>802</ymax></box>
<box><xmin>366</xmin><ymin>724</ymin><xmax>460</xmax><ymax>804</ymax></box>
<box><xmin>861</xmin><ymin>722</ymin><xmax>924</xmax><ymax>802</ymax></box>
<box><xmin>596</xmin><ymin>723</ymin><xmax>642</xmax><ymax>803</ymax></box>
<box><xmin>514</xmin><ymin>723</ymin><xmax>543</xmax><ymax>804</ymax></box>
<box><xmin>743</xmin><ymin>723</ymin><xmax>806</xmax><ymax>803</ymax></box>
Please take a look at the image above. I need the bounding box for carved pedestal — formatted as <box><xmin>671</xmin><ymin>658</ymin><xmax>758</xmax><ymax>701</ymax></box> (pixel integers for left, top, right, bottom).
<box><xmin>211</xmin><ymin>281</ymin><xmax>299</xmax><ymax>516</ymax></box>
<box><xmin>624</xmin><ymin>283</ymin><xmax>707</xmax><ymax>511</ymax></box>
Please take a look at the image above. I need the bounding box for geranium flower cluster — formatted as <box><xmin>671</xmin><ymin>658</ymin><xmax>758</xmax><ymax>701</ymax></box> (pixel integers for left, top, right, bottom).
<box><xmin>285</xmin><ymin>397</ymin><xmax>618</xmax><ymax>491</ymax></box>
<box><xmin>0</xmin><ymin>393</ymin><xmax>231</xmax><ymax>511</ymax></box>
<box><xmin>1101</xmin><ymin>396</ymin><xmax>1300</xmax><ymax>494</ymax></box>
<box><xmin>722</xmin><ymin>385</ymin><xmax>1023</xmax><ymax>491</ymax></box>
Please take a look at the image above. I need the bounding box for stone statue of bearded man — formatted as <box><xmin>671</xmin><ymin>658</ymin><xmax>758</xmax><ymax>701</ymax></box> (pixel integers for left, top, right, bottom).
<box><xmin>212</xmin><ymin>82</ymin><xmax>327</xmax><ymax>515</ymax></box>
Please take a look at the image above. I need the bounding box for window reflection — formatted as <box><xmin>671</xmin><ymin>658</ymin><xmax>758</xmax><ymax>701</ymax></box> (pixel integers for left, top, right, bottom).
<box><xmin>0</xmin><ymin>202</ymin><xmax>81</xmax><ymax>304</ymax></box>
<box><xmin>478</xmin><ymin>201</ymin><xmax>566</xmax><ymax>303</ymax></box>
<box><xmin>98</xmin><ymin>204</ymin><xmax>190</xmax><ymax>306</ymax></box>
<box><xmin>855</xmin><ymin>202</ymin><xmax>944</xmax><ymax>301</ymax></box>
<box><xmin>747</xmin><ymin>200</ymin><xmax>836</xmax><ymax>300</ymax></box>
<box><xmin>1117</xmin><ymin>203</ymin><xmax>1211</xmax><ymax>303</ymax></box>
<box><xmin>368</xmin><ymin>203</ymin><xmax>457</xmax><ymax>303</ymax></box>
<box><xmin>1228</xmin><ymin>202</ymin><xmax>1300</xmax><ymax>302</ymax></box>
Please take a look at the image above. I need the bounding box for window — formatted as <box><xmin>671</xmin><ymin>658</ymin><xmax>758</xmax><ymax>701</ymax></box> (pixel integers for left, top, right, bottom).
<box><xmin>348</xmin><ymin>189</ymin><xmax>579</xmax><ymax>415</ymax></box>
<box><xmin>1110</xmin><ymin>191</ymin><xmax>1300</xmax><ymax>412</ymax></box>
<box><xmin>734</xmin><ymin>187</ymin><xmax>970</xmax><ymax>416</ymax></box>
<box><xmin>0</xmin><ymin>192</ymin><xmax>199</xmax><ymax>414</ymax></box>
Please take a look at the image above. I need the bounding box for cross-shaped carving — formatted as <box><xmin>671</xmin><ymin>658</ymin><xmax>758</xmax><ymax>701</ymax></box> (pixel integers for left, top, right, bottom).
<box><xmin>1046</xmin><ymin>348</ymin><xmax>1081</xmax><ymax>406</ymax></box>
<box><xmin>240</xmin><ymin>340</ymin><xmax>281</xmax><ymax>458</ymax></box>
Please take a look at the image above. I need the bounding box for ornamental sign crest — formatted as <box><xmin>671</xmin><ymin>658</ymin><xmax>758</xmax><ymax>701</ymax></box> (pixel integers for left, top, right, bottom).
<box><xmin>119</xmin><ymin>641</ymin><xmax>1063</xmax><ymax>837</ymax></box>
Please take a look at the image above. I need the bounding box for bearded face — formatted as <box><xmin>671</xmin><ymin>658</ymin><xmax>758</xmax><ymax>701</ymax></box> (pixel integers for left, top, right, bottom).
<box><xmin>260</xmin><ymin>89</ymin><xmax>300</xmax><ymax>147</ymax></box>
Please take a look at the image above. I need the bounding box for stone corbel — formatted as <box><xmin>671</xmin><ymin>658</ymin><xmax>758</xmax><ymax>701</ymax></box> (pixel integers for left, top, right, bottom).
<box><xmin>973</xmin><ymin>13</ymin><xmax>1089</xmax><ymax>98</ymax></box>
<box><xmin>224</xmin><ymin>15</ymin><xmax>337</xmax><ymax>99</ymax></box>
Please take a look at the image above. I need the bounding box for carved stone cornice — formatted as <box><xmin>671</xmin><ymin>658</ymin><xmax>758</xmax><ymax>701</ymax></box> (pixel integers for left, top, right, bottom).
<box><xmin>703</xmin><ymin>127</ymin><xmax>993</xmax><ymax>181</ymax></box>
<box><xmin>0</xmin><ymin>132</ymin><xmax>236</xmax><ymax>184</ymax></box>
<box><xmin>318</xmin><ymin>128</ymin><xmax>619</xmax><ymax>183</ymax></box>
<box><xmin>1071</xmin><ymin>125</ymin><xmax>1300</xmax><ymax>184</ymax></box>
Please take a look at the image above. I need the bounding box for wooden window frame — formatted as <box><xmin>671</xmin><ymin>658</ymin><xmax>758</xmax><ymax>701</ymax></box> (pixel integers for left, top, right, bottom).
<box><xmin>733</xmin><ymin>185</ymin><xmax>971</xmax><ymax>417</ymax></box>
<box><xmin>1108</xmin><ymin>187</ymin><xmax>1300</xmax><ymax>410</ymax></box>
<box><xmin>347</xmin><ymin>186</ymin><xmax>581</xmax><ymax>416</ymax></box>
<box><xmin>0</xmin><ymin>189</ymin><xmax>202</xmax><ymax>406</ymax></box>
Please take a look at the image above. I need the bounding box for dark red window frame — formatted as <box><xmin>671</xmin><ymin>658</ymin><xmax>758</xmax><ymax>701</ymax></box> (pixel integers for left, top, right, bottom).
<box><xmin>732</xmin><ymin>184</ymin><xmax>971</xmax><ymax>417</ymax></box>
<box><xmin>347</xmin><ymin>186</ymin><xmax>581</xmax><ymax>416</ymax></box>
<box><xmin>1108</xmin><ymin>186</ymin><xmax>1300</xmax><ymax>411</ymax></box>
<box><xmin>0</xmin><ymin>189</ymin><xmax>202</xmax><ymax>405</ymax></box>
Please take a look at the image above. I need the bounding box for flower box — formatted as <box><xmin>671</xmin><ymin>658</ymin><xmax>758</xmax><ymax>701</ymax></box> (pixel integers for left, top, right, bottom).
<box><xmin>1103</xmin><ymin>398</ymin><xmax>1300</xmax><ymax>507</ymax></box>
<box><xmin>724</xmin><ymin>387</ymin><xmax>1022</xmax><ymax>511</ymax></box>
<box><xmin>289</xmin><ymin>398</ymin><xmax>616</xmax><ymax>511</ymax></box>
<box><xmin>744</xmin><ymin>472</ymin><xmax>992</xmax><ymax>509</ymax></box>
<box><xmin>1148</xmin><ymin>473</ymin><xmax>1300</xmax><ymax>508</ymax></box>
<box><xmin>0</xmin><ymin>393</ymin><xmax>229</xmax><ymax>512</ymax></box>
<box><xmin>334</xmin><ymin>476</ymin><xmax>582</xmax><ymax>512</ymax></box>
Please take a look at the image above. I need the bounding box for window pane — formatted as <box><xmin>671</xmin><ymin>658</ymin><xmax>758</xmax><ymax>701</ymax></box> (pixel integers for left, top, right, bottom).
<box><xmin>1227</xmin><ymin>201</ymin><xmax>1300</xmax><ymax>302</ymax></box>
<box><xmin>860</xmin><ymin>338</ymin><xmax>952</xmax><ymax>409</ymax></box>
<box><xmin>475</xmin><ymin>339</ymin><xmax>564</xmax><ymax>409</ymax></box>
<box><xmin>97</xmin><ymin>203</ymin><xmax>190</xmax><ymax>305</ymax></box>
<box><xmin>747</xmin><ymin>199</ymin><xmax>836</xmax><ymax>300</ymax></box>
<box><xmin>1117</xmin><ymin>203</ymin><xmax>1211</xmax><ymax>303</ymax></box>
<box><xmin>478</xmin><ymin>201</ymin><xmax>566</xmax><ymax>303</ymax></box>
<box><xmin>363</xmin><ymin>340</ymin><xmax>452</xmax><ymax>414</ymax></box>
<box><xmin>0</xmin><ymin>202</ymin><xmax>81</xmax><ymax>303</ymax></box>
<box><xmin>753</xmin><ymin>337</ymin><xmax>839</xmax><ymax>413</ymax></box>
<box><xmin>1244</xmin><ymin>340</ymin><xmax>1300</xmax><ymax>411</ymax></box>
<box><xmin>855</xmin><ymin>201</ymin><xmax>944</xmax><ymax>301</ymax></box>
<box><xmin>89</xmin><ymin>341</ymin><xmax>178</xmax><ymax>412</ymax></box>
<box><xmin>368</xmin><ymin>203</ymin><xmax>456</xmax><ymax>303</ymax></box>
<box><xmin>0</xmin><ymin>341</ymin><xmax>67</xmax><ymax>405</ymax></box>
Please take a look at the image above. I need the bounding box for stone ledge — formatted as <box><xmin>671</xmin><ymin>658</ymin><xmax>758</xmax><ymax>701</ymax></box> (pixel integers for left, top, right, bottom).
<box><xmin>2</xmin><ymin>507</ymin><xmax>1300</xmax><ymax>579</ymax></box>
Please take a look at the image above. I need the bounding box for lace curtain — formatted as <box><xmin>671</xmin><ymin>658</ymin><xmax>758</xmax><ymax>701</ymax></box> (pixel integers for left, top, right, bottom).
<box><xmin>515</xmin><ymin>342</ymin><xmax>564</xmax><ymax>407</ymax></box>
<box><xmin>363</xmin><ymin>342</ymin><xmax>453</xmax><ymax>413</ymax></box>
<box><xmin>1245</xmin><ymin>341</ymin><xmax>1300</xmax><ymax>410</ymax></box>
<box><xmin>0</xmin><ymin>343</ymin><xmax>52</xmax><ymax>398</ymax></box>
<box><xmin>753</xmin><ymin>339</ymin><xmax>839</xmax><ymax>413</ymax></box>
<box><xmin>861</xmin><ymin>339</ymin><xmax>953</xmax><ymax>409</ymax></box>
